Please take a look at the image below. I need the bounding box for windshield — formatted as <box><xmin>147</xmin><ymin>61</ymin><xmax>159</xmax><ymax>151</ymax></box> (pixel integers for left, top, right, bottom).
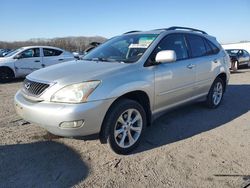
<box><xmin>83</xmin><ymin>34</ymin><xmax>158</xmax><ymax>63</ymax></box>
<box><xmin>5</xmin><ymin>48</ymin><xmax>23</xmax><ymax>57</ymax></box>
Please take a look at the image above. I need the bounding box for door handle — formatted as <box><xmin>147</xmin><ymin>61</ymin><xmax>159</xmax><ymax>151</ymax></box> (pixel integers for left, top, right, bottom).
<box><xmin>58</xmin><ymin>59</ymin><xmax>64</xmax><ymax>61</ymax></box>
<box><xmin>187</xmin><ymin>64</ymin><xmax>195</xmax><ymax>69</ymax></box>
<box><xmin>213</xmin><ymin>59</ymin><xmax>218</xmax><ymax>63</ymax></box>
<box><xmin>41</xmin><ymin>64</ymin><xmax>45</xmax><ymax>68</ymax></box>
<box><xmin>34</xmin><ymin>60</ymin><xmax>40</xmax><ymax>63</ymax></box>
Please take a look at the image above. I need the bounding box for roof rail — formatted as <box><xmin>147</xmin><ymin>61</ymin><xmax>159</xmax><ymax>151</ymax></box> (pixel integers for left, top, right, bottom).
<box><xmin>123</xmin><ymin>30</ymin><xmax>141</xmax><ymax>34</ymax></box>
<box><xmin>166</xmin><ymin>26</ymin><xmax>208</xmax><ymax>34</ymax></box>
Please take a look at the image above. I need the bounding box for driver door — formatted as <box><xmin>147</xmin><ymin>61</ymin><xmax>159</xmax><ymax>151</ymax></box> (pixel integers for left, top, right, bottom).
<box><xmin>14</xmin><ymin>48</ymin><xmax>42</xmax><ymax>77</ymax></box>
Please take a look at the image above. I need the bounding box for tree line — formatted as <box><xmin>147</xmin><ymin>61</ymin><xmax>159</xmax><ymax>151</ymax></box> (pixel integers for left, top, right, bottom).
<box><xmin>0</xmin><ymin>36</ymin><xmax>107</xmax><ymax>52</ymax></box>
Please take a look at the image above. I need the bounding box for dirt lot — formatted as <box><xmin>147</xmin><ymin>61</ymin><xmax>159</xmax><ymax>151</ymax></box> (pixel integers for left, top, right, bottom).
<box><xmin>0</xmin><ymin>69</ymin><xmax>250</xmax><ymax>188</ymax></box>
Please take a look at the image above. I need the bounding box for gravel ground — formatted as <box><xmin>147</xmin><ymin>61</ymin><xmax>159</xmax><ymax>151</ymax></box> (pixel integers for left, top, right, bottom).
<box><xmin>0</xmin><ymin>69</ymin><xmax>250</xmax><ymax>188</ymax></box>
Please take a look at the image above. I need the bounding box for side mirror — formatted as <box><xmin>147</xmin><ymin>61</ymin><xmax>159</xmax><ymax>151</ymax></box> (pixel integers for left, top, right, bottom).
<box><xmin>14</xmin><ymin>54</ymin><xmax>22</xmax><ymax>59</ymax></box>
<box><xmin>155</xmin><ymin>50</ymin><xmax>176</xmax><ymax>63</ymax></box>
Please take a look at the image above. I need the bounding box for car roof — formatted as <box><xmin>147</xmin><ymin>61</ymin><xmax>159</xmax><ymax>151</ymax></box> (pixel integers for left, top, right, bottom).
<box><xmin>123</xmin><ymin>26</ymin><xmax>211</xmax><ymax>37</ymax></box>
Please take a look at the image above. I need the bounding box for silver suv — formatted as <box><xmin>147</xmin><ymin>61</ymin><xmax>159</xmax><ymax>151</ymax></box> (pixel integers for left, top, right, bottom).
<box><xmin>15</xmin><ymin>27</ymin><xmax>230</xmax><ymax>154</ymax></box>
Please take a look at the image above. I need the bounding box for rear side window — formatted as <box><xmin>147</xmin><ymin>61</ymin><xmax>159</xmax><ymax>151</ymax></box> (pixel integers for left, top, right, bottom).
<box><xmin>187</xmin><ymin>35</ymin><xmax>206</xmax><ymax>58</ymax></box>
<box><xmin>203</xmin><ymin>39</ymin><xmax>214</xmax><ymax>55</ymax></box>
<box><xmin>43</xmin><ymin>48</ymin><xmax>63</xmax><ymax>57</ymax></box>
<box><xmin>206</xmin><ymin>40</ymin><xmax>220</xmax><ymax>54</ymax></box>
<box><xmin>243</xmin><ymin>50</ymin><xmax>249</xmax><ymax>56</ymax></box>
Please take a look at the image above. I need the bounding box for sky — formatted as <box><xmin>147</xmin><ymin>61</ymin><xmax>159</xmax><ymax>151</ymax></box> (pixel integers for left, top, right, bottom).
<box><xmin>0</xmin><ymin>0</ymin><xmax>250</xmax><ymax>44</ymax></box>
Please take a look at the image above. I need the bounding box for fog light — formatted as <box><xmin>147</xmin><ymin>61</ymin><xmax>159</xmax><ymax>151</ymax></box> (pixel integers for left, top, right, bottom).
<box><xmin>59</xmin><ymin>120</ymin><xmax>84</xmax><ymax>128</ymax></box>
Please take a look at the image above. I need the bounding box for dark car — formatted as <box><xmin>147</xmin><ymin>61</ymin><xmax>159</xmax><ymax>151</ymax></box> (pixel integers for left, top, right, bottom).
<box><xmin>225</xmin><ymin>49</ymin><xmax>250</xmax><ymax>71</ymax></box>
<box><xmin>0</xmin><ymin>49</ymin><xmax>12</xmax><ymax>57</ymax></box>
<box><xmin>84</xmin><ymin>42</ymin><xmax>101</xmax><ymax>53</ymax></box>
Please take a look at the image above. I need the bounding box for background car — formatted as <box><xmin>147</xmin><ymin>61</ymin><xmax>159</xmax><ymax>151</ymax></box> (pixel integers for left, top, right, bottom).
<box><xmin>0</xmin><ymin>49</ymin><xmax>12</xmax><ymax>57</ymax></box>
<box><xmin>0</xmin><ymin>46</ymin><xmax>75</xmax><ymax>82</ymax></box>
<box><xmin>225</xmin><ymin>49</ymin><xmax>250</xmax><ymax>71</ymax></box>
<box><xmin>84</xmin><ymin>42</ymin><xmax>101</xmax><ymax>53</ymax></box>
<box><xmin>72</xmin><ymin>42</ymin><xmax>102</xmax><ymax>60</ymax></box>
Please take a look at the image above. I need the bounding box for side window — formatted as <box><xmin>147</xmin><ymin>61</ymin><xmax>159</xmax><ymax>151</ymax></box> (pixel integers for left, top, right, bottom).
<box><xmin>150</xmin><ymin>34</ymin><xmax>188</xmax><ymax>62</ymax></box>
<box><xmin>203</xmin><ymin>39</ymin><xmax>214</xmax><ymax>55</ymax></box>
<box><xmin>244</xmin><ymin>50</ymin><xmax>249</xmax><ymax>56</ymax></box>
<box><xmin>207</xmin><ymin>40</ymin><xmax>220</xmax><ymax>54</ymax></box>
<box><xmin>187</xmin><ymin>35</ymin><xmax>206</xmax><ymax>58</ymax></box>
<box><xmin>43</xmin><ymin>48</ymin><xmax>63</xmax><ymax>57</ymax></box>
<box><xmin>20</xmin><ymin>48</ymin><xmax>40</xmax><ymax>58</ymax></box>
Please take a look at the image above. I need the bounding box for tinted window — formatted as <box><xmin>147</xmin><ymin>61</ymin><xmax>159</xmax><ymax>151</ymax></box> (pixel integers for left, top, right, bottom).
<box><xmin>204</xmin><ymin>39</ymin><xmax>214</xmax><ymax>55</ymax></box>
<box><xmin>187</xmin><ymin>35</ymin><xmax>206</xmax><ymax>58</ymax></box>
<box><xmin>43</xmin><ymin>48</ymin><xmax>63</xmax><ymax>56</ymax></box>
<box><xmin>243</xmin><ymin>50</ymin><xmax>249</xmax><ymax>56</ymax></box>
<box><xmin>150</xmin><ymin>34</ymin><xmax>188</xmax><ymax>62</ymax></box>
<box><xmin>20</xmin><ymin>48</ymin><xmax>40</xmax><ymax>58</ymax></box>
<box><xmin>207</xmin><ymin>40</ymin><xmax>220</xmax><ymax>54</ymax></box>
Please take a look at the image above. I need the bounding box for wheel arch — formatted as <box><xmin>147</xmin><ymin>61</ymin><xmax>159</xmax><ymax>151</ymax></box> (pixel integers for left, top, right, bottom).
<box><xmin>99</xmin><ymin>90</ymin><xmax>152</xmax><ymax>143</ymax></box>
<box><xmin>0</xmin><ymin>66</ymin><xmax>15</xmax><ymax>77</ymax></box>
<box><xmin>216</xmin><ymin>72</ymin><xmax>227</xmax><ymax>92</ymax></box>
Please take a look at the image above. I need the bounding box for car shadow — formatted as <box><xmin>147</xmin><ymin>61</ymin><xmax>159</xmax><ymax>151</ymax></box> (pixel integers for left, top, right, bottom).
<box><xmin>134</xmin><ymin>84</ymin><xmax>250</xmax><ymax>154</ymax></box>
<box><xmin>0</xmin><ymin>141</ymin><xmax>89</xmax><ymax>188</ymax></box>
<box><xmin>0</xmin><ymin>78</ymin><xmax>24</xmax><ymax>85</ymax></box>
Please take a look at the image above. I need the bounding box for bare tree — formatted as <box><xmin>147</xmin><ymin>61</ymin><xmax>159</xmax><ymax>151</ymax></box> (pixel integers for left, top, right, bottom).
<box><xmin>0</xmin><ymin>36</ymin><xmax>106</xmax><ymax>52</ymax></box>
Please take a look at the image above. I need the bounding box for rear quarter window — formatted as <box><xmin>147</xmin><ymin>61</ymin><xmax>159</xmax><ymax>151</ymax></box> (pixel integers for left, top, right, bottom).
<box><xmin>206</xmin><ymin>39</ymin><xmax>220</xmax><ymax>54</ymax></box>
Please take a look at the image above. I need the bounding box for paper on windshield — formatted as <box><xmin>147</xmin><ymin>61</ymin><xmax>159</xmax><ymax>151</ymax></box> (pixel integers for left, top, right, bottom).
<box><xmin>129</xmin><ymin>36</ymin><xmax>156</xmax><ymax>49</ymax></box>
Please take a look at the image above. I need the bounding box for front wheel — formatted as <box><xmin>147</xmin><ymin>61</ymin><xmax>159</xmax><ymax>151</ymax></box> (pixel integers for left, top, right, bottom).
<box><xmin>102</xmin><ymin>99</ymin><xmax>146</xmax><ymax>154</ymax></box>
<box><xmin>0</xmin><ymin>68</ymin><xmax>14</xmax><ymax>83</ymax></box>
<box><xmin>206</xmin><ymin>77</ymin><xmax>224</xmax><ymax>108</ymax></box>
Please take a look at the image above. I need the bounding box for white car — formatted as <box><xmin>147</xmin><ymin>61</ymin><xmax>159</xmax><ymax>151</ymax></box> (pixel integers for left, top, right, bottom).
<box><xmin>0</xmin><ymin>46</ymin><xmax>75</xmax><ymax>82</ymax></box>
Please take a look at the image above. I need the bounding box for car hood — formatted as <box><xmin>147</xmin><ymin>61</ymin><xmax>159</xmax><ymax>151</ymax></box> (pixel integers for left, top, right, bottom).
<box><xmin>27</xmin><ymin>60</ymin><xmax>130</xmax><ymax>85</ymax></box>
<box><xmin>0</xmin><ymin>57</ymin><xmax>11</xmax><ymax>63</ymax></box>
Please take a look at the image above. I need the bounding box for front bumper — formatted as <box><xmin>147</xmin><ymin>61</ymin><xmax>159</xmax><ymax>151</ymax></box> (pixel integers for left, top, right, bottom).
<box><xmin>14</xmin><ymin>90</ymin><xmax>114</xmax><ymax>137</ymax></box>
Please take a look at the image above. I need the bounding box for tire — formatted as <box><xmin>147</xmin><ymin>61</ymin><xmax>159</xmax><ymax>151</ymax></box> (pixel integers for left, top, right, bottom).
<box><xmin>101</xmin><ymin>99</ymin><xmax>146</xmax><ymax>154</ymax></box>
<box><xmin>206</xmin><ymin>77</ymin><xmax>224</xmax><ymax>109</ymax></box>
<box><xmin>0</xmin><ymin>67</ymin><xmax>14</xmax><ymax>83</ymax></box>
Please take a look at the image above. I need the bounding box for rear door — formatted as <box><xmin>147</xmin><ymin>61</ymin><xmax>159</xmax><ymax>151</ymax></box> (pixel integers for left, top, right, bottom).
<box><xmin>152</xmin><ymin>34</ymin><xmax>196</xmax><ymax>111</ymax></box>
<box><xmin>186</xmin><ymin>34</ymin><xmax>219</xmax><ymax>95</ymax></box>
<box><xmin>42</xmin><ymin>48</ymin><xmax>67</xmax><ymax>68</ymax></box>
<box><xmin>14</xmin><ymin>48</ymin><xmax>42</xmax><ymax>77</ymax></box>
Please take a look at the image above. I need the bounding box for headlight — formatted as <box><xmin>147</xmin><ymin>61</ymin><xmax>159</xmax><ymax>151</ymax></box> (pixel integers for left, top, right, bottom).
<box><xmin>51</xmin><ymin>81</ymin><xmax>100</xmax><ymax>103</ymax></box>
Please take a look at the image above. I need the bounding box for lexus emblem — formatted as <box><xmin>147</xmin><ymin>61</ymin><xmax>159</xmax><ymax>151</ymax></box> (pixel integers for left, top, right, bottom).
<box><xmin>25</xmin><ymin>82</ymin><xmax>31</xmax><ymax>90</ymax></box>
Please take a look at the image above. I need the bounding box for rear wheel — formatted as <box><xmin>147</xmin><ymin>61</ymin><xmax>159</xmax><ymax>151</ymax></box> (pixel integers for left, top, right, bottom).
<box><xmin>101</xmin><ymin>99</ymin><xmax>146</xmax><ymax>154</ymax></box>
<box><xmin>206</xmin><ymin>77</ymin><xmax>224</xmax><ymax>108</ymax></box>
<box><xmin>234</xmin><ymin>61</ymin><xmax>239</xmax><ymax>71</ymax></box>
<box><xmin>0</xmin><ymin>67</ymin><xmax>14</xmax><ymax>83</ymax></box>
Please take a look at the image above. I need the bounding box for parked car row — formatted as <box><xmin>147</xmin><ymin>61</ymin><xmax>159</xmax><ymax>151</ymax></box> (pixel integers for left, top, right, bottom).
<box><xmin>14</xmin><ymin>26</ymin><xmax>231</xmax><ymax>154</ymax></box>
<box><xmin>0</xmin><ymin>46</ymin><xmax>75</xmax><ymax>82</ymax></box>
<box><xmin>0</xmin><ymin>42</ymin><xmax>102</xmax><ymax>82</ymax></box>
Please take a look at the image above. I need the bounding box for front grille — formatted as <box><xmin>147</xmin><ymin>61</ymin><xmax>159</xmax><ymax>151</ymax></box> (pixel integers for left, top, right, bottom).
<box><xmin>22</xmin><ymin>79</ymin><xmax>50</xmax><ymax>96</ymax></box>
